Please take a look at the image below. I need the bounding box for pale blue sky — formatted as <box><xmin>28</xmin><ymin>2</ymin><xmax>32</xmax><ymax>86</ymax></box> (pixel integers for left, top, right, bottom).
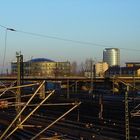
<box><xmin>0</xmin><ymin>0</ymin><xmax>140</xmax><ymax>69</ymax></box>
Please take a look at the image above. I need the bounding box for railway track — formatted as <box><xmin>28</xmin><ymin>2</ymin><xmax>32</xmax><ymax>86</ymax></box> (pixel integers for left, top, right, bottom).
<box><xmin>0</xmin><ymin>103</ymin><xmax>139</xmax><ymax>140</ymax></box>
<box><xmin>0</xmin><ymin>92</ymin><xmax>140</xmax><ymax>140</ymax></box>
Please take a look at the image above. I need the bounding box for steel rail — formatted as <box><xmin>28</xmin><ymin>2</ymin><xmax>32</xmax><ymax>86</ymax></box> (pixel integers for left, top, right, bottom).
<box><xmin>31</xmin><ymin>101</ymin><xmax>81</xmax><ymax>140</ymax></box>
<box><xmin>4</xmin><ymin>90</ymin><xmax>55</xmax><ymax>140</ymax></box>
<box><xmin>0</xmin><ymin>80</ymin><xmax>45</xmax><ymax>140</ymax></box>
<box><xmin>0</xmin><ymin>93</ymin><xmax>41</xmax><ymax>101</ymax></box>
<box><xmin>0</xmin><ymin>81</ymin><xmax>17</xmax><ymax>97</ymax></box>
<box><xmin>0</xmin><ymin>82</ymin><xmax>39</xmax><ymax>92</ymax></box>
<box><xmin>0</xmin><ymin>90</ymin><xmax>53</xmax><ymax>101</ymax></box>
<box><xmin>7</xmin><ymin>102</ymin><xmax>77</xmax><ymax>107</ymax></box>
<box><xmin>130</xmin><ymin>103</ymin><xmax>140</xmax><ymax>117</ymax></box>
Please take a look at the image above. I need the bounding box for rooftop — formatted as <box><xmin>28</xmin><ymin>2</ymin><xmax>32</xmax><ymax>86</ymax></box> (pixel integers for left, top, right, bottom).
<box><xmin>29</xmin><ymin>58</ymin><xmax>54</xmax><ymax>62</ymax></box>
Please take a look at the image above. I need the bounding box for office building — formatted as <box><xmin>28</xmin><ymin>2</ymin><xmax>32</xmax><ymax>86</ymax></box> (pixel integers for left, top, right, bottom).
<box><xmin>11</xmin><ymin>58</ymin><xmax>70</xmax><ymax>77</ymax></box>
<box><xmin>103</xmin><ymin>48</ymin><xmax>120</xmax><ymax>67</ymax></box>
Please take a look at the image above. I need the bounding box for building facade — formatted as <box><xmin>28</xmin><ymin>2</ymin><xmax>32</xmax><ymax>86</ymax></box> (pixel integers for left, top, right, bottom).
<box><xmin>11</xmin><ymin>61</ymin><xmax>29</xmax><ymax>75</ymax></box>
<box><xmin>103</xmin><ymin>48</ymin><xmax>120</xmax><ymax>67</ymax></box>
<box><xmin>95</xmin><ymin>62</ymin><xmax>108</xmax><ymax>77</ymax></box>
<box><xmin>11</xmin><ymin>58</ymin><xmax>70</xmax><ymax>77</ymax></box>
<box><xmin>84</xmin><ymin>62</ymin><xmax>108</xmax><ymax>78</ymax></box>
<box><xmin>105</xmin><ymin>67</ymin><xmax>140</xmax><ymax>77</ymax></box>
<box><xmin>126</xmin><ymin>62</ymin><xmax>140</xmax><ymax>68</ymax></box>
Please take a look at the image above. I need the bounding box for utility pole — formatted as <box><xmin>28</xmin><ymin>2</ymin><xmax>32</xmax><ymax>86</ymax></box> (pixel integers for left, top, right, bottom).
<box><xmin>113</xmin><ymin>75</ymin><xmax>115</xmax><ymax>94</ymax></box>
<box><xmin>125</xmin><ymin>84</ymin><xmax>130</xmax><ymax>140</ymax></box>
<box><xmin>99</xmin><ymin>93</ymin><xmax>103</xmax><ymax>120</ymax></box>
<box><xmin>90</xmin><ymin>60</ymin><xmax>97</xmax><ymax>100</ymax></box>
<box><xmin>67</xmin><ymin>79</ymin><xmax>70</xmax><ymax>99</ymax></box>
<box><xmin>39</xmin><ymin>81</ymin><xmax>45</xmax><ymax>99</ymax></box>
<box><xmin>112</xmin><ymin>78</ymin><xmax>131</xmax><ymax>140</ymax></box>
<box><xmin>93</xmin><ymin>64</ymin><xmax>96</xmax><ymax>99</ymax></box>
<box><xmin>16</xmin><ymin>52</ymin><xmax>23</xmax><ymax>126</ymax></box>
<box><xmin>90</xmin><ymin>60</ymin><xmax>93</xmax><ymax>94</ymax></box>
<box><xmin>133</xmin><ymin>70</ymin><xmax>136</xmax><ymax>108</ymax></box>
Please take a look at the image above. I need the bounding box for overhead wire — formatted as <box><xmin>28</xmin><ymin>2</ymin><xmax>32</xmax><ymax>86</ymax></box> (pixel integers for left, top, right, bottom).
<box><xmin>15</xmin><ymin>29</ymin><xmax>113</xmax><ymax>47</ymax></box>
<box><xmin>118</xmin><ymin>48</ymin><xmax>140</xmax><ymax>52</ymax></box>
<box><xmin>0</xmin><ymin>24</ymin><xmax>113</xmax><ymax>48</ymax></box>
<box><xmin>0</xmin><ymin>24</ymin><xmax>140</xmax><ymax>51</ymax></box>
<box><xmin>0</xmin><ymin>24</ymin><xmax>7</xmax><ymax>29</ymax></box>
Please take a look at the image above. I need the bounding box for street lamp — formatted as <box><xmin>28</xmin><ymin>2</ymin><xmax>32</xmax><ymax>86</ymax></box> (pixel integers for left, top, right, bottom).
<box><xmin>6</xmin><ymin>28</ymin><xmax>16</xmax><ymax>31</ymax></box>
<box><xmin>1</xmin><ymin>27</ymin><xmax>16</xmax><ymax>75</ymax></box>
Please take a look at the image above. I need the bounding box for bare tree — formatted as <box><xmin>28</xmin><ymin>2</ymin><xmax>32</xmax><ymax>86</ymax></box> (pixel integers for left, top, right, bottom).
<box><xmin>85</xmin><ymin>58</ymin><xmax>93</xmax><ymax>71</ymax></box>
<box><xmin>71</xmin><ymin>61</ymin><xmax>78</xmax><ymax>76</ymax></box>
<box><xmin>78</xmin><ymin>58</ymin><xmax>94</xmax><ymax>76</ymax></box>
<box><xmin>78</xmin><ymin>62</ymin><xmax>85</xmax><ymax>76</ymax></box>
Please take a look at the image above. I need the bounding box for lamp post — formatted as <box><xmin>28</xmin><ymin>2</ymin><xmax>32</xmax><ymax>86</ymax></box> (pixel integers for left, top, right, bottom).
<box><xmin>1</xmin><ymin>27</ymin><xmax>16</xmax><ymax>75</ymax></box>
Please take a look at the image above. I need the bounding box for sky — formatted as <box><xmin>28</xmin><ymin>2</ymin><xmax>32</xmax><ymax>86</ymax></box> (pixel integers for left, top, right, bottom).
<box><xmin>0</xmin><ymin>0</ymin><xmax>140</xmax><ymax>70</ymax></box>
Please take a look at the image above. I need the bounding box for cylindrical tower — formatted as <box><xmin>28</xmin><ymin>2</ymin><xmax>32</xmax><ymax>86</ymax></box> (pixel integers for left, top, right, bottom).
<box><xmin>103</xmin><ymin>48</ymin><xmax>120</xmax><ymax>67</ymax></box>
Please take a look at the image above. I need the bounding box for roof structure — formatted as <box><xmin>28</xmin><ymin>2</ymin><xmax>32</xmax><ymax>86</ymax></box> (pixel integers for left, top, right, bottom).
<box><xmin>29</xmin><ymin>58</ymin><xmax>54</xmax><ymax>62</ymax></box>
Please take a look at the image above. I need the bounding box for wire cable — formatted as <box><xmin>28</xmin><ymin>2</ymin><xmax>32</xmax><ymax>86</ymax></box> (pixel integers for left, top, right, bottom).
<box><xmin>15</xmin><ymin>29</ymin><xmax>113</xmax><ymax>47</ymax></box>
<box><xmin>0</xmin><ymin>24</ymin><xmax>112</xmax><ymax>48</ymax></box>
<box><xmin>0</xmin><ymin>24</ymin><xmax>7</xmax><ymax>29</ymax></box>
<box><xmin>0</xmin><ymin>24</ymin><xmax>140</xmax><ymax>51</ymax></box>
